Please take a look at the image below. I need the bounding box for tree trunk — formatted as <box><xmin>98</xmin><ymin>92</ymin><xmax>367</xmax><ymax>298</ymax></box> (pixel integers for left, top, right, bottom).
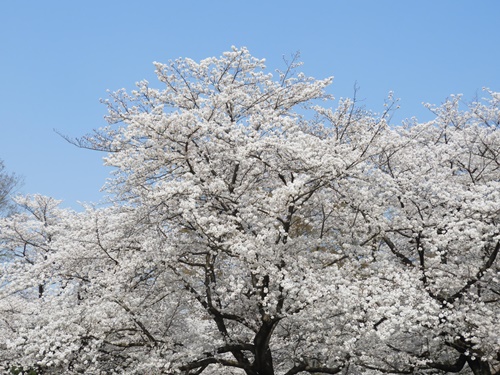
<box><xmin>467</xmin><ymin>358</ymin><xmax>492</xmax><ymax>375</ymax></box>
<box><xmin>253</xmin><ymin>319</ymin><xmax>278</xmax><ymax>375</ymax></box>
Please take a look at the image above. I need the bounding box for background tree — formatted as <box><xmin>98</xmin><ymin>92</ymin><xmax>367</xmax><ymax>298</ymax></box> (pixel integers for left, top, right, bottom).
<box><xmin>0</xmin><ymin>159</ymin><xmax>22</xmax><ymax>217</ymax></box>
<box><xmin>0</xmin><ymin>48</ymin><xmax>498</xmax><ymax>375</ymax></box>
<box><xmin>307</xmin><ymin>92</ymin><xmax>500</xmax><ymax>375</ymax></box>
<box><xmin>363</xmin><ymin>94</ymin><xmax>500</xmax><ymax>375</ymax></box>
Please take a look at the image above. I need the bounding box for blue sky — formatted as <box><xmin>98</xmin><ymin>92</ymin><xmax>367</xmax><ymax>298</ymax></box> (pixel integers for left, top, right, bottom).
<box><xmin>1</xmin><ymin>1</ymin><xmax>499</xmax><ymax>210</ymax></box>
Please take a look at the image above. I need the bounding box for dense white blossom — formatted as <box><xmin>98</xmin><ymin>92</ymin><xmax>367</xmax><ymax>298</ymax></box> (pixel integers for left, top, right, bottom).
<box><xmin>1</xmin><ymin>48</ymin><xmax>498</xmax><ymax>375</ymax></box>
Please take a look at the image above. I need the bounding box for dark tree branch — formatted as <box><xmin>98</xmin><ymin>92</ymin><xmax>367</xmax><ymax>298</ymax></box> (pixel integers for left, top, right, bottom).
<box><xmin>284</xmin><ymin>363</ymin><xmax>343</xmax><ymax>375</ymax></box>
<box><xmin>179</xmin><ymin>357</ymin><xmax>247</xmax><ymax>372</ymax></box>
<box><xmin>383</xmin><ymin>236</ymin><xmax>414</xmax><ymax>266</ymax></box>
<box><xmin>448</xmin><ymin>240</ymin><xmax>499</xmax><ymax>302</ymax></box>
<box><xmin>427</xmin><ymin>353</ymin><xmax>467</xmax><ymax>372</ymax></box>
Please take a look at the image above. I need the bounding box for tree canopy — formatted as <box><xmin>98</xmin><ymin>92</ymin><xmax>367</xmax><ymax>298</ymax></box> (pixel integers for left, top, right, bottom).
<box><xmin>0</xmin><ymin>48</ymin><xmax>498</xmax><ymax>375</ymax></box>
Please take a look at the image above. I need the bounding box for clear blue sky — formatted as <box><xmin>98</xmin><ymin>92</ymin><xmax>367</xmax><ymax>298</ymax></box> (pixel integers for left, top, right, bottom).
<box><xmin>1</xmin><ymin>1</ymin><xmax>499</xmax><ymax>210</ymax></box>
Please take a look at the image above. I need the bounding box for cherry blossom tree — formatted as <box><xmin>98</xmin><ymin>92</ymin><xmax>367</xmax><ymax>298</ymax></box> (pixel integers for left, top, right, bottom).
<box><xmin>363</xmin><ymin>93</ymin><xmax>500</xmax><ymax>375</ymax></box>
<box><xmin>0</xmin><ymin>48</ymin><xmax>498</xmax><ymax>375</ymax></box>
